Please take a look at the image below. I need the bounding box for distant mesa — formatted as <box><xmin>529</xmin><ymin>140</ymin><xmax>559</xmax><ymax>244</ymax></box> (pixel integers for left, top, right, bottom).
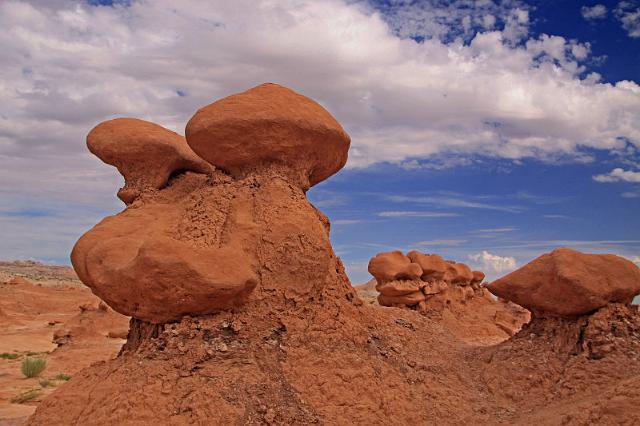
<box><xmin>487</xmin><ymin>247</ymin><xmax>640</xmax><ymax>317</ymax></box>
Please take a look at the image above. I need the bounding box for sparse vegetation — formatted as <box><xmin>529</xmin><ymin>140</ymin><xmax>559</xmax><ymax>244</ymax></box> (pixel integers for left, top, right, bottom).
<box><xmin>21</xmin><ymin>357</ymin><xmax>47</xmax><ymax>378</ymax></box>
<box><xmin>0</xmin><ymin>352</ymin><xmax>19</xmax><ymax>360</ymax></box>
<box><xmin>54</xmin><ymin>373</ymin><xmax>71</xmax><ymax>381</ymax></box>
<box><xmin>11</xmin><ymin>389</ymin><xmax>41</xmax><ymax>403</ymax></box>
<box><xmin>39</xmin><ymin>379</ymin><xmax>52</xmax><ymax>388</ymax></box>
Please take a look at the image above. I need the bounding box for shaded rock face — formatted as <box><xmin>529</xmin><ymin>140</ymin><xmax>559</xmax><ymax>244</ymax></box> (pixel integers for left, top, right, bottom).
<box><xmin>71</xmin><ymin>83</ymin><xmax>350</xmax><ymax>324</ymax></box>
<box><xmin>487</xmin><ymin>248</ymin><xmax>640</xmax><ymax>317</ymax></box>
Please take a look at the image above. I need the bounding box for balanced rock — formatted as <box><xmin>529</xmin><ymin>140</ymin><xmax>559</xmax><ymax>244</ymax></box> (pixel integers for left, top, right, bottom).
<box><xmin>368</xmin><ymin>251</ymin><xmax>423</xmax><ymax>283</ymax></box>
<box><xmin>185</xmin><ymin>83</ymin><xmax>350</xmax><ymax>189</ymax></box>
<box><xmin>407</xmin><ymin>251</ymin><xmax>447</xmax><ymax>281</ymax></box>
<box><xmin>72</xmin><ymin>83</ymin><xmax>349</xmax><ymax>323</ymax></box>
<box><xmin>87</xmin><ymin>118</ymin><xmax>213</xmax><ymax>204</ymax></box>
<box><xmin>487</xmin><ymin>248</ymin><xmax>640</xmax><ymax>317</ymax></box>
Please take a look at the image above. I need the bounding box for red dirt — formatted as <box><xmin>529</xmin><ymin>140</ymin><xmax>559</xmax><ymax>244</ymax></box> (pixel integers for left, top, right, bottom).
<box><xmin>0</xmin><ymin>267</ymin><xmax>128</xmax><ymax>424</ymax></box>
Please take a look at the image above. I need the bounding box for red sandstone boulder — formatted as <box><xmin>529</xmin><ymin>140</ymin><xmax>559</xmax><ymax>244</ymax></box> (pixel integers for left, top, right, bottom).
<box><xmin>87</xmin><ymin>118</ymin><xmax>213</xmax><ymax>204</ymax></box>
<box><xmin>368</xmin><ymin>251</ymin><xmax>423</xmax><ymax>283</ymax></box>
<box><xmin>487</xmin><ymin>248</ymin><xmax>640</xmax><ymax>317</ymax></box>
<box><xmin>407</xmin><ymin>251</ymin><xmax>447</xmax><ymax>281</ymax></box>
<box><xmin>185</xmin><ymin>83</ymin><xmax>350</xmax><ymax>189</ymax></box>
<box><xmin>471</xmin><ymin>271</ymin><xmax>485</xmax><ymax>285</ymax></box>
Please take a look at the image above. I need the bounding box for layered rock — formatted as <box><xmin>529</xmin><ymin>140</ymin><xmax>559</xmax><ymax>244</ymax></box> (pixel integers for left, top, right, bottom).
<box><xmin>368</xmin><ymin>250</ymin><xmax>486</xmax><ymax>309</ymax></box>
<box><xmin>487</xmin><ymin>248</ymin><xmax>640</xmax><ymax>317</ymax></box>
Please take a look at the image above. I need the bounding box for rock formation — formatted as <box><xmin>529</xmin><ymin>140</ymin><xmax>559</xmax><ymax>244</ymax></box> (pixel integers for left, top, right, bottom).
<box><xmin>27</xmin><ymin>86</ymin><xmax>640</xmax><ymax>425</ymax></box>
<box><xmin>70</xmin><ymin>83</ymin><xmax>350</xmax><ymax>324</ymax></box>
<box><xmin>366</xmin><ymin>250</ymin><xmax>530</xmax><ymax>342</ymax></box>
<box><xmin>487</xmin><ymin>247</ymin><xmax>640</xmax><ymax>317</ymax></box>
<box><xmin>368</xmin><ymin>250</ymin><xmax>488</xmax><ymax>310</ymax></box>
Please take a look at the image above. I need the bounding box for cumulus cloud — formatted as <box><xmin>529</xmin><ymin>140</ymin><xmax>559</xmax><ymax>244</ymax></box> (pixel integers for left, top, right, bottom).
<box><xmin>593</xmin><ymin>168</ymin><xmax>640</xmax><ymax>182</ymax></box>
<box><xmin>0</xmin><ymin>0</ymin><xmax>639</xmax><ymax>205</ymax></box>
<box><xmin>581</xmin><ymin>4</ymin><xmax>608</xmax><ymax>20</ymax></box>
<box><xmin>468</xmin><ymin>250</ymin><xmax>517</xmax><ymax>276</ymax></box>
<box><xmin>615</xmin><ymin>1</ymin><xmax>640</xmax><ymax>38</ymax></box>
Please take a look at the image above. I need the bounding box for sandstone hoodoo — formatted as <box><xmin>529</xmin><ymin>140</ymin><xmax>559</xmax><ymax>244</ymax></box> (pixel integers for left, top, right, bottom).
<box><xmin>87</xmin><ymin>118</ymin><xmax>213</xmax><ymax>204</ymax></box>
<box><xmin>71</xmin><ymin>83</ymin><xmax>351</xmax><ymax>324</ymax></box>
<box><xmin>368</xmin><ymin>250</ymin><xmax>486</xmax><ymax>309</ymax></box>
<box><xmin>186</xmin><ymin>83</ymin><xmax>350</xmax><ymax>190</ymax></box>
<box><xmin>487</xmin><ymin>248</ymin><xmax>640</xmax><ymax>317</ymax></box>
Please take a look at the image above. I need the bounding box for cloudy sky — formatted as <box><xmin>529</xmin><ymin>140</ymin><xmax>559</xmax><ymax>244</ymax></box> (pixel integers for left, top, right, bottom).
<box><xmin>1</xmin><ymin>0</ymin><xmax>639</xmax><ymax>284</ymax></box>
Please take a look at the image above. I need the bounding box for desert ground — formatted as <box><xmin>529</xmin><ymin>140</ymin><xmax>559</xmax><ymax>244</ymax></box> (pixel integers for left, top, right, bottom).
<box><xmin>0</xmin><ymin>261</ymin><xmax>129</xmax><ymax>425</ymax></box>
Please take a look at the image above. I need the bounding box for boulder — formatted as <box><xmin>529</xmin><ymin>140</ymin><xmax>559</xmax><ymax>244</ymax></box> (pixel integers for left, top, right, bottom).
<box><xmin>471</xmin><ymin>271</ymin><xmax>485</xmax><ymax>285</ymax></box>
<box><xmin>368</xmin><ymin>251</ymin><xmax>423</xmax><ymax>283</ymax></box>
<box><xmin>407</xmin><ymin>251</ymin><xmax>447</xmax><ymax>281</ymax></box>
<box><xmin>486</xmin><ymin>248</ymin><xmax>640</xmax><ymax>317</ymax></box>
<box><xmin>185</xmin><ymin>83</ymin><xmax>350</xmax><ymax>189</ymax></box>
<box><xmin>87</xmin><ymin>118</ymin><xmax>213</xmax><ymax>204</ymax></box>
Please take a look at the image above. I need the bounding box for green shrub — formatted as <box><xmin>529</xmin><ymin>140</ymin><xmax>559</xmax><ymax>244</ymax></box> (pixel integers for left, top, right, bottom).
<box><xmin>54</xmin><ymin>373</ymin><xmax>71</xmax><ymax>381</ymax></box>
<box><xmin>21</xmin><ymin>357</ymin><xmax>46</xmax><ymax>378</ymax></box>
<box><xmin>0</xmin><ymin>352</ymin><xmax>19</xmax><ymax>360</ymax></box>
<box><xmin>11</xmin><ymin>389</ymin><xmax>41</xmax><ymax>403</ymax></box>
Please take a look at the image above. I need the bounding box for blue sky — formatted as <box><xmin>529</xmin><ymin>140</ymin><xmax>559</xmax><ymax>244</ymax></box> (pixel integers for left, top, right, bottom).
<box><xmin>0</xmin><ymin>0</ymin><xmax>639</xmax><ymax>284</ymax></box>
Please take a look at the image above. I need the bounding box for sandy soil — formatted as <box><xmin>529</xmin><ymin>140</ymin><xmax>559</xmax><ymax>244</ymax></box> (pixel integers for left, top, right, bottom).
<box><xmin>0</xmin><ymin>262</ymin><xmax>129</xmax><ymax>425</ymax></box>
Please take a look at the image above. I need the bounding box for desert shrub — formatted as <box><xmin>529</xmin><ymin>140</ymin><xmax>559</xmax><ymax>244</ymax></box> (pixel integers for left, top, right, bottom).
<box><xmin>54</xmin><ymin>373</ymin><xmax>71</xmax><ymax>381</ymax></box>
<box><xmin>39</xmin><ymin>379</ymin><xmax>52</xmax><ymax>388</ymax></box>
<box><xmin>11</xmin><ymin>389</ymin><xmax>41</xmax><ymax>403</ymax></box>
<box><xmin>21</xmin><ymin>357</ymin><xmax>46</xmax><ymax>378</ymax></box>
<box><xmin>0</xmin><ymin>352</ymin><xmax>19</xmax><ymax>360</ymax></box>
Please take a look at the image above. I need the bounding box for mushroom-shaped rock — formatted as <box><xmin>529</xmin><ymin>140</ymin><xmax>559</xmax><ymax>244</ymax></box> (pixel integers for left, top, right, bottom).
<box><xmin>185</xmin><ymin>83</ymin><xmax>350</xmax><ymax>189</ymax></box>
<box><xmin>446</xmin><ymin>262</ymin><xmax>474</xmax><ymax>285</ymax></box>
<box><xmin>407</xmin><ymin>251</ymin><xmax>447</xmax><ymax>281</ymax></box>
<box><xmin>486</xmin><ymin>248</ymin><xmax>640</xmax><ymax>317</ymax></box>
<box><xmin>471</xmin><ymin>271</ymin><xmax>485</xmax><ymax>285</ymax></box>
<box><xmin>87</xmin><ymin>118</ymin><xmax>213</xmax><ymax>204</ymax></box>
<box><xmin>368</xmin><ymin>251</ymin><xmax>423</xmax><ymax>283</ymax></box>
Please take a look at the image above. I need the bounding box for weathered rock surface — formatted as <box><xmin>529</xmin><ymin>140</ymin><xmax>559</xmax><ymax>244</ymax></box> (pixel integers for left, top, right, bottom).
<box><xmin>368</xmin><ymin>251</ymin><xmax>423</xmax><ymax>283</ymax></box>
<box><xmin>487</xmin><ymin>248</ymin><xmax>640</xmax><ymax>317</ymax></box>
<box><xmin>73</xmin><ymin>85</ymin><xmax>347</xmax><ymax>323</ymax></box>
<box><xmin>87</xmin><ymin>118</ymin><xmax>213</xmax><ymax>203</ymax></box>
<box><xmin>185</xmin><ymin>83</ymin><xmax>350</xmax><ymax>189</ymax></box>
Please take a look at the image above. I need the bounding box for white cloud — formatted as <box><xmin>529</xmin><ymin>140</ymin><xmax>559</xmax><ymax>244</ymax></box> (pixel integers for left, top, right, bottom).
<box><xmin>468</xmin><ymin>250</ymin><xmax>517</xmax><ymax>276</ymax></box>
<box><xmin>627</xmin><ymin>255</ymin><xmax>640</xmax><ymax>266</ymax></box>
<box><xmin>414</xmin><ymin>239</ymin><xmax>467</xmax><ymax>246</ymax></box>
<box><xmin>0</xmin><ymin>0</ymin><xmax>638</xmax><ymax>230</ymax></box>
<box><xmin>470</xmin><ymin>227</ymin><xmax>517</xmax><ymax>234</ymax></box>
<box><xmin>593</xmin><ymin>168</ymin><xmax>640</xmax><ymax>183</ymax></box>
<box><xmin>581</xmin><ymin>4</ymin><xmax>608</xmax><ymax>20</ymax></box>
<box><xmin>622</xmin><ymin>190</ymin><xmax>640</xmax><ymax>198</ymax></box>
<box><xmin>615</xmin><ymin>1</ymin><xmax>640</xmax><ymax>38</ymax></box>
<box><xmin>386</xmin><ymin>195</ymin><xmax>524</xmax><ymax>213</ymax></box>
<box><xmin>377</xmin><ymin>211</ymin><xmax>459</xmax><ymax>218</ymax></box>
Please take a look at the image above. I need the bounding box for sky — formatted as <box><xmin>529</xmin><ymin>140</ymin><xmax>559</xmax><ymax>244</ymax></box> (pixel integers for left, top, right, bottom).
<box><xmin>0</xmin><ymin>0</ymin><xmax>639</xmax><ymax>284</ymax></box>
